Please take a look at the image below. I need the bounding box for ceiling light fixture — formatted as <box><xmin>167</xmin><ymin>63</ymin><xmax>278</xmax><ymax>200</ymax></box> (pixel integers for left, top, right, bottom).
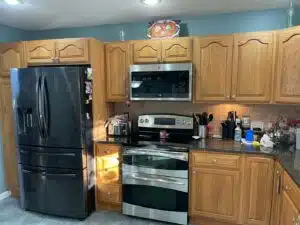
<box><xmin>4</xmin><ymin>0</ymin><xmax>23</xmax><ymax>5</ymax></box>
<box><xmin>141</xmin><ymin>0</ymin><xmax>161</xmax><ymax>6</ymax></box>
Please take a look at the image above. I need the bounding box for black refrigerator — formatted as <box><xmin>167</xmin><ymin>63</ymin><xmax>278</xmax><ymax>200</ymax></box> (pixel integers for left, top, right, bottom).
<box><xmin>10</xmin><ymin>66</ymin><xmax>95</xmax><ymax>219</ymax></box>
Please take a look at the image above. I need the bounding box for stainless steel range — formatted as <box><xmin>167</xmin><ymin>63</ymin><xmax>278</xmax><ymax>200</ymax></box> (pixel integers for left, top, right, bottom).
<box><xmin>122</xmin><ymin>114</ymin><xmax>193</xmax><ymax>225</ymax></box>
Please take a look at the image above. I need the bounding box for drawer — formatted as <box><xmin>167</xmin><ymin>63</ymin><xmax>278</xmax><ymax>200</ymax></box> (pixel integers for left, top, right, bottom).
<box><xmin>282</xmin><ymin>172</ymin><xmax>300</xmax><ymax>210</ymax></box>
<box><xmin>98</xmin><ymin>184</ymin><xmax>121</xmax><ymax>204</ymax></box>
<box><xmin>96</xmin><ymin>144</ymin><xmax>121</xmax><ymax>157</ymax></box>
<box><xmin>191</xmin><ymin>152</ymin><xmax>241</xmax><ymax>170</ymax></box>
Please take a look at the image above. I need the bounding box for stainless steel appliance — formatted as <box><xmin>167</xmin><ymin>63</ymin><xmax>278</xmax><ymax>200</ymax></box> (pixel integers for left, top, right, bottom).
<box><xmin>11</xmin><ymin>67</ymin><xmax>95</xmax><ymax>219</ymax></box>
<box><xmin>129</xmin><ymin>63</ymin><xmax>193</xmax><ymax>101</ymax></box>
<box><xmin>122</xmin><ymin>114</ymin><xmax>193</xmax><ymax>225</ymax></box>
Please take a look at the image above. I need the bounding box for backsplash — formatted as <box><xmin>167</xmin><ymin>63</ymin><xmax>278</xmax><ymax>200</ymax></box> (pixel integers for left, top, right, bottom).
<box><xmin>114</xmin><ymin>102</ymin><xmax>300</xmax><ymax>135</ymax></box>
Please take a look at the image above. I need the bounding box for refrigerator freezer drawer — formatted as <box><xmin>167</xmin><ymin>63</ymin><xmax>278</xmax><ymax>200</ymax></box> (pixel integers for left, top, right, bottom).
<box><xmin>18</xmin><ymin>146</ymin><xmax>87</xmax><ymax>169</ymax></box>
<box><xmin>19</xmin><ymin>165</ymin><xmax>89</xmax><ymax>219</ymax></box>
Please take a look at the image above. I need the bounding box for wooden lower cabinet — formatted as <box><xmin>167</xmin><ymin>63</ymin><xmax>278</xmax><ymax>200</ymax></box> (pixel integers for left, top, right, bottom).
<box><xmin>190</xmin><ymin>167</ymin><xmax>241</xmax><ymax>223</ymax></box>
<box><xmin>271</xmin><ymin>162</ymin><xmax>284</xmax><ymax>225</ymax></box>
<box><xmin>279</xmin><ymin>191</ymin><xmax>299</xmax><ymax>225</ymax></box>
<box><xmin>95</xmin><ymin>143</ymin><xmax>122</xmax><ymax>211</ymax></box>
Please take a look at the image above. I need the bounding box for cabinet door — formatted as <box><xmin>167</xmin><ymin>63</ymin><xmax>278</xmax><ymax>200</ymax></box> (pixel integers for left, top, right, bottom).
<box><xmin>55</xmin><ymin>39</ymin><xmax>89</xmax><ymax>63</ymax></box>
<box><xmin>232</xmin><ymin>32</ymin><xmax>275</xmax><ymax>103</ymax></box>
<box><xmin>0</xmin><ymin>42</ymin><xmax>24</xmax><ymax>77</ymax></box>
<box><xmin>0</xmin><ymin>78</ymin><xmax>19</xmax><ymax>198</ymax></box>
<box><xmin>105</xmin><ymin>43</ymin><xmax>129</xmax><ymax>101</ymax></box>
<box><xmin>161</xmin><ymin>38</ymin><xmax>192</xmax><ymax>62</ymax></box>
<box><xmin>275</xmin><ymin>27</ymin><xmax>300</xmax><ymax>103</ymax></box>
<box><xmin>132</xmin><ymin>40</ymin><xmax>161</xmax><ymax>63</ymax></box>
<box><xmin>243</xmin><ymin>157</ymin><xmax>274</xmax><ymax>225</ymax></box>
<box><xmin>25</xmin><ymin>40</ymin><xmax>55</xmax><ymax>64</ymax></box>
<box><xmin>279</xmin><ymin>191</ymin><xmax>299</xmax><ymax>225</ymax></box>
<box><xmin>271</xmin><ymin>162</ymin><xmax>284</xmax><ymax>225</ymax></box>
<box><xmin>194</xmin><ymin>35</ymin><xmax>233</xmax><ymax>102</ymax></box>
<box><xmin>190</xmin><ymin>167</ymin><xmax>240</xmax><ymax>223</ymax></box>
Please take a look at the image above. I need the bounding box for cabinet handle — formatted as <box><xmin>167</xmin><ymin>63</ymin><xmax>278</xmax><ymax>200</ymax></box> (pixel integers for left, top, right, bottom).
<box><xmin>277</xmin><ymin>173</ymin><xmax>282</xmax><ymax>194</ymax></box>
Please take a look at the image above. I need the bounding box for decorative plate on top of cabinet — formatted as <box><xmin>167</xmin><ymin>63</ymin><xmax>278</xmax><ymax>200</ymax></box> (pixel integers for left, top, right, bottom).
<box><xmin>147</xmin><ymin>20</ymin><xmax>180</xmax><ymax>39</ymax></box>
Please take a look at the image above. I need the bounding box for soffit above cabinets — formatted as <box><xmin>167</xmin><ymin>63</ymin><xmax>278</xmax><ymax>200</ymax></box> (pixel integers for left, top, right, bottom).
<box><xmin>0</xmin><ymin>0</ymin><xmax>297</xmax><ymax>30</ymax></box>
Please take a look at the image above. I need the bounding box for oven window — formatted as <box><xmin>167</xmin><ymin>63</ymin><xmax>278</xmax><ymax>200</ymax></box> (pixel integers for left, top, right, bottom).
<box><xmin>131</xmin><ymin>71</ymin><xmax>190</xmax><ymax>98</ymax></box>
<box><xmin>123</xmin><ymin>155</ymin><xmax>188</xmax><ymax>170</ymax></box>
<box><xmin>123</xmin><ymin>185</ymin><xmax>188</xmax><ymax>212</ymax></box>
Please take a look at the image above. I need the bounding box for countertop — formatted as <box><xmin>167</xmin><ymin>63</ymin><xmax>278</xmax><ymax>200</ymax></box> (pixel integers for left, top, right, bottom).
<box><xmin>96</xmin><ymin>137</ymin><xmax>300</xmax><ymax>187</ymax></box>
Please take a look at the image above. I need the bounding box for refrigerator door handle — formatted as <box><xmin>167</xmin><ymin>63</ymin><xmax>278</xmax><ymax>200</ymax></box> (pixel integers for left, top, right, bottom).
<box><xmin>41</xmin><ymin>74</ymin><xmax>49</xmax><ymax>138</ymax></box>
<box><xmin>36</xmin><ymin>75</ymin><xmax>44</xmax><ymax>138</ymax></box>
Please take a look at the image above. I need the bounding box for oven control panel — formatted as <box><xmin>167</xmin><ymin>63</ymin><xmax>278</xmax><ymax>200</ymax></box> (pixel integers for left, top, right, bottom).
<box><xmin>138</xmin><ymin>114</ymin><xmax>193</xmax><ymax>130</ymax></box>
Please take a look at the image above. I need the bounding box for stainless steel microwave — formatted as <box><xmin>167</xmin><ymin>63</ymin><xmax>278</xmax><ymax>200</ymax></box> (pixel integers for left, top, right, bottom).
<box><xmin>129</xmin><ymin>63</ymin><xmax>193</xmax><ymax>101</ymax></box>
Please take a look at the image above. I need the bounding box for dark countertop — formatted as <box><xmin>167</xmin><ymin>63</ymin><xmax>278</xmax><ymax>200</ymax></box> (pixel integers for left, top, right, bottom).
<box><xmin>96</xmin><ymin>137</ymin><xmax>300</xmax><ymax>187</ymax></box>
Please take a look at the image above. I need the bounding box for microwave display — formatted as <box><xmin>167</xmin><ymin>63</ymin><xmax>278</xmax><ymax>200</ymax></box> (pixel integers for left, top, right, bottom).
<box><xmin>131</xmin><ymin>71</ymin><xmax>190</xmax><ymax>99</ymax></box>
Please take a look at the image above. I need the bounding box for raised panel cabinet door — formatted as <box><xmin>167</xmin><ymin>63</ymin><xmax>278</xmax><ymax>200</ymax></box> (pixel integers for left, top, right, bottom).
<box><xmin>25</xmin><ymin>40</ymin><xmax>55</xmax><ymax>64</ymax></box>
<box><xmin>194</xmin><ymin>35</ymin><xmax>233</xmax><ymax>102</ymax></box>
<box><xmin>243</xmin><ymin>157</ymin><xmax>274</xmax><ymax>225</ymax></box>
<box><xmin>161</xmin><ymin>38</ymin><xmax>193</xmax><ymax>62</ymax></box>
<box><xmin>0</xmin><ymin>78</ymin><xmax>19</xmax><ymax>198</ymax></box>
<box><xmin>190</xmin><ymin>167</ymin><xmax>240</xmax><ymax>223</ymax></box>
<box><xmin>232</xmin><ymin>32</ymin><xmax>275</xmax><ymax>103</ymax></box>
<box><xmin>132</xmin><ymin>40</ymin><xmax>162</xmax><ymax>63</ymax></box>
<box><xmin>279</xmin><ymin>191</ymin><xmax>299</xmax><ymax>225</ymax></box>
<box><xmin>275</xmin><ymin>27</ymin><xmax>300</xmax><ymax>104</ymax></box>
<box><xmin>105</xmin><ymin>43</ymin><xmax>130</xmax><ymax>101</ymax></box>
<box><xmin>0</xmin><ymin>42</ymin><xmax>24</xmax><ymax>77</ymax></box>
<box><xmin>55</xmin><ymin>39</ymin><xmax>89</xmax><ymax>63</ymax></box>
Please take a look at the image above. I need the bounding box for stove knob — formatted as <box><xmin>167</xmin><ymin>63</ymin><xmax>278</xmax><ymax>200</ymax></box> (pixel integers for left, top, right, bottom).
<box><xmin>145</xmin><ymin>119</ymin><xmax>149</xmax><ymax>123</ymax></box>
<box><xmin>140</xmin><ymin>119</ymin><xmax>144</xmax><ymax>124</ymax></box>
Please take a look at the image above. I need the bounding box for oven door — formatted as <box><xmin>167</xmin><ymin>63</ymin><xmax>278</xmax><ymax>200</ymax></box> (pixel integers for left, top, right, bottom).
<box><xmin>123</xmin><ymin>148</ymin><xmax>188</xmax><ymax>178</ymax></box>
<box><xmin>122</xmin><ymin>172</ymin><xmax>188</xmax><ymax>225</ymax></box>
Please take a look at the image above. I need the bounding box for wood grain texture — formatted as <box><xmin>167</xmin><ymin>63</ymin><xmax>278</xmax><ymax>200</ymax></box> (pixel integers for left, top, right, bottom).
<box><xmin>25</xmin><ymin>40</ymin><xmax>55</xmax><ymax>64</ymax></box>
<box><xmin>243</xmin><ymin>157</ymin><xmax>274</xmax><ymax>225</ymax></box>
<box><xmin>190</xmin><ymin>167</ymin><xmax>241</xmax><ymax>223</ymax></box>
<box><xmin>279</xmin><ymin>191</ymin><xmax>299</xmax><ymax>225</ymax></box>
<box><xmin>232</xmin><ymin>31</ymin><xmax>275</xmax><ymax>103</ymax></box>
<box><xmin>193</xmin><ymin>35</ymin><xmax>233</xmax><ymax>102</ymax></box>
<box><xmin>55</xmin><ymin>38</ymin><xmax>89</xmax><ymax>63</ymax></box>
<box><xmin>275</xmin><ymin>26</ymin><xmax>300</xmax><ymax>104</ymax></box>
<box><xmin>161</xmin><ymin>37</ymin><xmax>193</xmax><ymax>62</ymax></box>
<box><xmin>131</xmin><ymin>40</ymin><xmax>162</xmax><ymax>63</ymax></box>
<box><xmin>105</xmin><ymin>42</ymin><xmax>130</xmax><ymax>102</ymax></box>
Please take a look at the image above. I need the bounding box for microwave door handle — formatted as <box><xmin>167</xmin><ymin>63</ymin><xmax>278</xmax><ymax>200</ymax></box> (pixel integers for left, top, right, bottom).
<box><xmin>130</xmin><ymin>174</ymin><xmax>184</xmax><ymax>185</ymax></box>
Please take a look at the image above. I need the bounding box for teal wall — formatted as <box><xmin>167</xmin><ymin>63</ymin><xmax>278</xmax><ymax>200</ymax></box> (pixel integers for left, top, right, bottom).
<box><xmin>0</xmin><ymin>25</ymin><xmax>29</xmax><ymax>194</ymax></box>
<box><xmin>28</xmin><ymin>8</ymin><xmax>291</xmax><ymax>42</ymax></box>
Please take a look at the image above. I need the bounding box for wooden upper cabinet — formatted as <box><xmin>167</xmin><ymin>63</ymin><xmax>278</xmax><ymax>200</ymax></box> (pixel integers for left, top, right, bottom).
<box><xmin>275</xmin><ymin>27</ymin><xmax>300</xmax><ymax>104</ymax></box>
<box><xmin>194</xmin><ymin>35</ymin><xmax>233</xmax><ymax>102</ymax></box>
<box><xmin>55</xmin><ymin>39</ymin><xmax>89</xmax><ymax>63</ymax></box>
<box><xmin>232</xmin><ymin>32</ymin><xmax>275</xmax><ymax>103</ymax></box>
<box><xmin>132</xmin><ymin>40</ymin><xmax>162</xmax><ymax>63</ymax></box>
<box><xmin>190</xmin><ymin>167</ymin><xmax>240</xmax><ymax>223</ymax></box>
<box><xmin>0</xmin><ymin>42</ymin><xmax>24</xmax><ymax>77</ymax></box>
<box><xmin>243</xmin><ymin>157</ymin><xmax>274</xmax><ymax>225</ymax></box>
<box><xmin>161</xmin><ymin>38</ymin><xmax>192</xmax><ymax>62</ymax></box>
<box><xmin>279</xmin><ymin>191</ymin><xmax>299</xmax><ymax>225</ymax></box>
<box><xmin>105</xmin><ymin>42</ymin><xmax>130</xmax><ymax>102</ymax></box>
<box><xmin>25</xmin><ymin>40</ymin><xmax>55</xmax><ymax>64</ymax></box>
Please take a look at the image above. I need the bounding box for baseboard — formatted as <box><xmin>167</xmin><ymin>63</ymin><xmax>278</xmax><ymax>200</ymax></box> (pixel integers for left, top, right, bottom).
<box><xmin>0</xmin><ymin>191</ymin><xmax>11</xmax><ymax>201</ymax></box>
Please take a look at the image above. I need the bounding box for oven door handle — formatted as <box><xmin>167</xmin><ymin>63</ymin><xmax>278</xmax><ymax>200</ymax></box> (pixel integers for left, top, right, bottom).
<box><xmin>130</xmin><ymin>174</ymin><xmax>184</xmax><ymax>185</ymax></box>
<box><xmin>123</xmin><ymin>150</ymin><xmax>188</xmax><ymax>161</ymax></box>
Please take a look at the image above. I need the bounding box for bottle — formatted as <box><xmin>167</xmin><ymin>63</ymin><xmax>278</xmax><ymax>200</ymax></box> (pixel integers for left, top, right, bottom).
<box><xmin>234</xmin><ymin>124</ymin><xmax>242</xmax><ymax>142</ymax></box>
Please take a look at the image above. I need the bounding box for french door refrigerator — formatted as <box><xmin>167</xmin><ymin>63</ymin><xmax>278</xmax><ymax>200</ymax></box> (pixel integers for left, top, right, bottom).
<box><xmin>10</xmin><ymin>66</ymin><xmax>95</xmax><ymax>219</ymax></box>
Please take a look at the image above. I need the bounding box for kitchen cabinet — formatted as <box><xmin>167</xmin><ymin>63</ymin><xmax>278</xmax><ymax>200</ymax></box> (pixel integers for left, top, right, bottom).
<box><xmin>193</xmin><ymin>35</ymin><xmax>233</xmax><ymax>102</ymax></box>
<box><xmin>271</xmin><ymin>162</ymin><xmax>284</xmax><ymax>225</ymax></box>
<box><xmin>25</xmin><ymin>38</ymin><xmax>89</xmax><ymax>65</ymax></box>
<box><xmin>0</xmin><ymin>42</ymin><xmax>26</xmax><ymax>199</ymax></box>
<box><xmin>243</xmin><ymin>156</ymin><xmax>274</xmax><ymax>225</ymax></box>
<box><xmin>131</xmin><ymin>38</ymin><xmax>193</xmax><ymax>63</ymax></box>
<box><xmin>161</xmin><ymin>38</ymin><xmax>193</xmax><ymax>62</ymax></box>
<box><xmin>275</xmin><ymin>26</ymin><xmax>300</xmax><ymax>104</ymax></box>
<box><xmin>232</xmin><ymin>32</ymin><xmax>275</xmax><ymax>103</ymax></box>
<box><xmin>95</xmin><ymin>143</ymin><xmax>122</xmax><ymax>211</ymax></box>
<box><xmin>190</xmin><ymin>152</ymin><xmax>241</xmax><ymax>223</ymax></box>
<box><xmin>105</xmin><ymin>42</ymin><xmax>130</xmax><ymax>102</ymax></box>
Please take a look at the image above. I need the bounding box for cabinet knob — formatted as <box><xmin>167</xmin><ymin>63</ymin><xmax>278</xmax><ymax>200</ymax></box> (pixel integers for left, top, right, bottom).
<box><xmin>232</xmin><ymin>95</ymin><xmax>236</xmax><ymax>98</ymax></box>
<box><xmin>212</xmin><ymin>159</ymin><xmax>217</xmax><ymax>163</ymax></box>
<box><xmin>108</xmin><ymin>192</ymin><xmax>111</xmax><ymax>195</ymax></box>
<box><xmin>51</xmin><ymin>57</ymin><xmax>55</xmax><ymax>61</ymax></box>
<box><xmin>285</xmin><ymin>185</ymin><xmax>291</xmax><ymax>191</ymax></box>
<box><xmin>226</xmin><ymin>96</ymin><xmax>230</xmax><ymax>99</ymax></box>
<box><xmin>192</xmin><ymin>171</ymin><xmax>196</xmax><ymax>174</ymax></box>
<box><xmin>104</xmin><ymin>150</ymin><xmax>108</xmax><ymax>154</ymax></box>
<box><xmin>276</xmin><ymin>170</ymin><xmax>280</xmax><ymax>175</ymax></box>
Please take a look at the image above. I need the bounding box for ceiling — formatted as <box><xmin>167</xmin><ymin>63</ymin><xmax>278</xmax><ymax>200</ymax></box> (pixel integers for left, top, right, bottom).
<box><xmin>0</xmin><ymin>0</ymin><xmax>298</xmax><ymax>30</ymax></box>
